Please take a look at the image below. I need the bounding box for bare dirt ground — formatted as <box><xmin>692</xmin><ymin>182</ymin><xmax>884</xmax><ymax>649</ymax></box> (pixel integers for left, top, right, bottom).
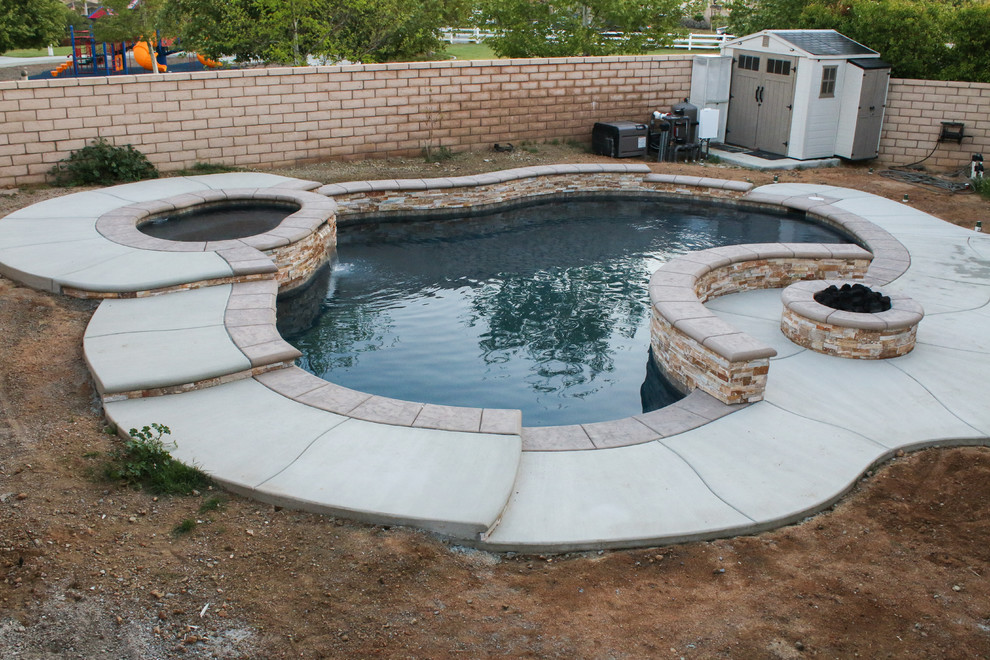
<box><xmin>2</xmin><ymin>147</ymin><xmax>990</xmax><ymax>658</ymax></box>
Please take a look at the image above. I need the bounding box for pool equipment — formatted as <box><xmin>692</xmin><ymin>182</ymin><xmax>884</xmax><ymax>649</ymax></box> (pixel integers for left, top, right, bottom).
<box><xmin>592</xmin><ymin>122</ymin><xmax>648</xmax><ymax>158</ymax></box>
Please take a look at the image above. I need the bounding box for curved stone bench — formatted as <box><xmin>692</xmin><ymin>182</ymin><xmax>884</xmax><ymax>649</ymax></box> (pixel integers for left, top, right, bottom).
<box><xmin>650</xmin><ymin>242</ymin><xmax>874</xmax><ymax>404</ymax></box>
<box><xmin>741</xmin><ymin>187</ymin><xmax>912</xmax><ymax>285</ymax></box>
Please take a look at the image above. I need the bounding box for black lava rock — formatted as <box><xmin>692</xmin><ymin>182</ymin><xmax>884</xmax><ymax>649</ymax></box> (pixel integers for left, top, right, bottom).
<box><xmin>813</xmin><ymin>283</ymin><xmax>892</xmax><ymax>313</ymax></box>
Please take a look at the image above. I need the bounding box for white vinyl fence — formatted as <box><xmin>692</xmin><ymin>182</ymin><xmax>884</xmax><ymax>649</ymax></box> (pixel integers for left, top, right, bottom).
<box><xmin>441</xmin><ymin>29</ymin><xmax>734</xmax><ymax>50</ymax></box>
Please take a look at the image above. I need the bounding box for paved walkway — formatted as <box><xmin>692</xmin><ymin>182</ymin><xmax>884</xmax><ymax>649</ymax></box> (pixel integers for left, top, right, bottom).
<box><xmin>0</xmin><ymin>55</ymin><xmax>67</xmax><ymax>69</ymax></box>
<box><xmin>0</xmin><ymin>175</ymin><xmax>987</xmax><ymax>551</ymax></box>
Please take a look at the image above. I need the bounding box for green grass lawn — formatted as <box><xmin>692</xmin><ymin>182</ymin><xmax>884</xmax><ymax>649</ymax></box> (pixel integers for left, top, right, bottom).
<box><xmin>442</xmin><ymin>43</ymin><xmax>497</xmax><ymax>60</ymax></box>
<box><xmin>2</xmin><ymin>46</ymin><xmax>72</xmax><ymax>58</ymax></box>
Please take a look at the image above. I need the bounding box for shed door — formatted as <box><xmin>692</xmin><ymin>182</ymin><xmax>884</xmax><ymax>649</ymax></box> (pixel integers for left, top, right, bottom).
<box><xmin>850</xmin><ymin>67</ymin><xmax>890</xmax><ymax>160</ymax></box>
<box><xmin>726</xmin><ymin>51</ymin><xmax>797</xmax><ymax>155</ymax></box>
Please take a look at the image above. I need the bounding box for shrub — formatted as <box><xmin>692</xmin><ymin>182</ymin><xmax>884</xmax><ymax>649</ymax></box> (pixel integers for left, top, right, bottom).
<box><xmin>103</xmin><ymin>423</ymin><xmax>211</xmax><ymax>495</ymax></box>
<box><xmin>49</xmin><ymin>138</ymin><xmax>158</xmax><ymax>186</ymax></box>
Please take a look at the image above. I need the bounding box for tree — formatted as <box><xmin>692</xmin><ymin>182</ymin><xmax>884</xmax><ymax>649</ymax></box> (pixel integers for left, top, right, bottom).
<box><xmin>0</xmin><ymin>0</ymin><xmax>69</xmax><ymax>53</ymax></box>
<box><xmin>91</xmin><ymin>0</ymin><xmax>168</xmax><ymax>73</ymax></box>
<box><xmin>942</xmin><ymin>1</ymin><xmax>990</xmax><ymax>83</ymax></box>
<box><xmin>723</xmin><ymin>0</ymin><xmax>989</xmax><ymax>82</ymax></box>
<box><xmin>157</xmin><ymin>0</ymin><xmax>469</xmax><ymax>65</ymax></box>
<box><xmin>474</xmin><ymin>0</ymin><xmax>692</xmax><ymax>58</ymax></box>
<box><xmin>92</xmin><ymin>0</ymin><xmax>168</xmax><ymax>43</ymax></box>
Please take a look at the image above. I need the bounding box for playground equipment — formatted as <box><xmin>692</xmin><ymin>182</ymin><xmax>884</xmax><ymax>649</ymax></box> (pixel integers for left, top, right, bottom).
<box><xmin>132</xmin><ymin>40</ymin><xmax>167</xmax><ymax>72</ymax></box>
<box><xmin>197</xmin><ymin>53</ymin><xmax>221</xmax><ymax>68</ymax></box>
<box><xmin>52</xmin><ymin>25</ymin><xmax>129</xmax><ymax>77</ymax></box>
<box><xmin>45</xmin><ymin>8</ymin><xmax>220</xmax><ymax>79</ymax></box>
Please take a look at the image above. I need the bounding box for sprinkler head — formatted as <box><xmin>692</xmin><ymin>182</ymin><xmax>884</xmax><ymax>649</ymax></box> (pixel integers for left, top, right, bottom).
<box><xmin>902</xmin><ymin>194</ymin><xmax>909</xmax><ymax>203</ymax></box>
<box><xmin>772</xmin><ymin>174</ymin><xmax>779</xmax><ymax>183</ymax></box>
<box><xmin>977</xmin><ymin>221</ymin><xmax>983</xmax><ymax>233</ymax></box>
<box><xmin>869</xmin><ymin>167</ymin><xmax>874</xmax><ymax>174</ymax></box>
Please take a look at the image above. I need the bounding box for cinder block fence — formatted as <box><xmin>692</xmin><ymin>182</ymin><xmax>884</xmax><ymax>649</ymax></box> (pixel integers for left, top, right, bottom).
<box><xmin>0</xmin><ymin>56</ymin><xmax>692</xmax><ymax>188</ymax></box>
<box><xmin>1</xmin><ymin>55</ymin><xmax>988</xmax><ymax>188</ymax></box>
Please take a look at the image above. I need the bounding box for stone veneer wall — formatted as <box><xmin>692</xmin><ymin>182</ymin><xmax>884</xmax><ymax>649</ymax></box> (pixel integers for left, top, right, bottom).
<box><xmin>330</xmin><ymin>172</ymin><xmax>653</xmax><ymax>217</ymax></box>
<box><xmin>0</xmin><ymin>56</ymin><xmax>693</xmax><ymax>188</ymax></box>
<box><xmin>780</xmin><ymin>307</ymin><xmax>919</xmax><ymax>359</ymax></box>
<box><xmin>694</xmin><ymin>257</ymin><xmax>871</xmax><ymax>302</ymax></box>
<box><xmin>650</xmin><ymin>313</ymin><xmax>770</xmax><ymax>404</ymax></box>
<box><xmin>267</xmin><ymin>222</ymin><xmax>336</xmax><ymax>291</ymax></box>
<box><xmin>653</xmin><ymin>256</ymin><xmax>872</xmax><ymax>404</ymax></box>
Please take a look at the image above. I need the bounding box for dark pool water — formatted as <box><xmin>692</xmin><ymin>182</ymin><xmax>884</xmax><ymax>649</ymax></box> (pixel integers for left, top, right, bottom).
<box><xmin>139</xmin><ymin>201</ymin><xmax>296</xmax><ymax>242</ymax></box>
<box><xmin>283</xmin><ymin>195</ymin><xmax>849</xmax><ymax>427</ymax></box>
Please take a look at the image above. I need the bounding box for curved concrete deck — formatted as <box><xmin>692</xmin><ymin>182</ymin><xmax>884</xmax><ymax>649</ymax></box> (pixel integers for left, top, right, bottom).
<box><xmin>1</xmin><ymin>173</ymin><xmax>988</xmax><ymax>551</ymax></box>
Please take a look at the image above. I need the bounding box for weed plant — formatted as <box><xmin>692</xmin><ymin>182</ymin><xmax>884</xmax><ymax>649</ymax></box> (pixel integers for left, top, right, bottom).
<box><xmin>422</xmin><ymin>145</ymin><xmax>454</xmax><ymax>163</ymax></box>
<box><xmin>971</xmin><ymin>176</ymin><xmax>990</xmax><ymax>201</ymax></box>
<box><xmin>199</xmin><ymin>496</ymin><xmax>226</xmax><ymax>513</ymax></box>
<box><xmin>103</xmin><ymin>424</ymin><xmax>211</xmax><ymax>495</ymax></box>
<box><xmin>174</xmin><ymin>162</ymin><xmax>240</xmax><ymax>176</ymax></box>
<box><xmin>173</xmin><ymin>519</ymin><xmax>198</xmax><ymax>535</ymax></box>
<box><xmin>49</xmin><ymin>138</ymin><xmax>158</xmax><ymax>186</ymax></box>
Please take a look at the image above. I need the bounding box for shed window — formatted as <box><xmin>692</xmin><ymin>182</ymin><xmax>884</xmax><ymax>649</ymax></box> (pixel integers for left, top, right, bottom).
<box><xmin>766</xmin><ymin>58</ymin><xmax>791</xmax><ymax>75</ymax></box>
<box><xmin>738</xmin><ymin>54</ymin><xmax>760</xmax><ymax>71</ymax></box>
<box><xmin>820</xmin><ymin>66</ymin><xmax>838</xmax><ymax>98</ymax></box>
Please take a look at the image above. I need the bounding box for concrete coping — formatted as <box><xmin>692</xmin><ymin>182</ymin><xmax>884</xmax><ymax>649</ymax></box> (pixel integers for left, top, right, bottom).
<box><xmin>738</xmin><ymin>188</ymin><xmax>913</xmax><ymax>285</ymax></box>
<box><xmin>644</xmin><ymin>173</ymin><xmax>755</xmax><ymax>193</ymax></box>
<box><xmin>225</xmin><ymin>280</ymin><xmax>303</xmax><ymax>367</ymax></box>
<box><xmin>781</xmin><ymin>279</ymin><xmax>925</xmax><ymax>331</ymax></box>
<box><xmin>315</xmin><ymin>163</ymin><xmax>652</xmax><ymax>196</ymax></box>
<box><xmin>520</xmin><ymin>389</ymin><xmax>745</xmax><ymax>451</ymax></box>
<box><xmin>94</xmin><ymin>188</ymin><xmax>337</xmax><ymax>257</ymax></box>
<box><xmin>255</xmin><ymin>366</ymin><xmax>523</xmax><ymax>436</ymax></box>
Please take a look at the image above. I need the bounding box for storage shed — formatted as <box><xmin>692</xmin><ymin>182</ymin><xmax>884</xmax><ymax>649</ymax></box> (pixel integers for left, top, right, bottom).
<box><xmin>717</xmin><ymin>29</ymin><xmax>890</xmax><ymax>160</ymax></box>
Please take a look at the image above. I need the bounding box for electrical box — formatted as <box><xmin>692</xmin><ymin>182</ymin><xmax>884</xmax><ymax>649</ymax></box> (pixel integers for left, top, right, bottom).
<box><xmin>592</xmin><ymin>121</ymin><xmax>648</xmax><ymax>158</ymax></box>
<box><xmin>698</xmin><ymin>108</ymin><xmax>720</xmax><ymax>140</ymax></box>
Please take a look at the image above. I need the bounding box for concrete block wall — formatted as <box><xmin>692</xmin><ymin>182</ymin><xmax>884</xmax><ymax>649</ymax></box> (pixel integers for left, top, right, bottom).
<box><xmin>880</xmin><ymin>79</ymin><xmax>990</xmax><ymax>171</ymax></box>
<box><xmin>0</xmin><ymin>56</ymin><xmax>694</xmax><ymax>188</ymax></box>
<box><xmin>3</xmin><ymin>61</ymin><xmax>987</xmax><ymax>189</ymax></box>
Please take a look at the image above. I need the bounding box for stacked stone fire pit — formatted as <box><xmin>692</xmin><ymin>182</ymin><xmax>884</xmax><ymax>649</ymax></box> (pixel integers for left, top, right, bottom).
<box><xmin>781</xmin><ymin>280</ymin><xmax>924</xmax><ymax>359</ymax></box>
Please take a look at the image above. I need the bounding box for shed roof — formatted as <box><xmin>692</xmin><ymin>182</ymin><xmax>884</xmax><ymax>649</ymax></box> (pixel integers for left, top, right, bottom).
<box><xmin>769</xmin><ymin>30</ymin><xmax>876</xmax><ymax>56</ymax></box>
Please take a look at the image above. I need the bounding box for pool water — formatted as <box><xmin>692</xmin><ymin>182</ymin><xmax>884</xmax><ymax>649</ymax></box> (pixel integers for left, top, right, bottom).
<box><xmin>139</xmin><ymin>201</ymin><xmax>296</xmax><ymax>242</ymax></box>
<box><xmin>283</xmin><ymin>196</ymin><xmax>849</xmax><ymax>426</ymax></box>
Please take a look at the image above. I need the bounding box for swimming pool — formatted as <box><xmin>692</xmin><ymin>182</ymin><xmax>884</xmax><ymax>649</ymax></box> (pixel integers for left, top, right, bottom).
<box><xmin>282</xmin><ymin>194</ymin><xmax>850</xmax><ymax>426</ymax></box>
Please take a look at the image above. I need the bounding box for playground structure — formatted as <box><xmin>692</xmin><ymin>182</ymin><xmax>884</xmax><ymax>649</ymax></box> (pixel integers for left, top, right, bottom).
<box><xmin>49</xmin><ymin>9</ymin><xmax>220</xmax><ymax>79</ymax></box>
<box><xmin>51</xmin><ymin>25</ymin><xmax>131</xmax><ymax>77</ymax></box>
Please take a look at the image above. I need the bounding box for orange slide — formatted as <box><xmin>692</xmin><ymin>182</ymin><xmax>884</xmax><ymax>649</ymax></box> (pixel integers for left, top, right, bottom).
<box><xmin>132</xmin><ymin>40</ymin><xmax>166</xmax><ymax>72</ymax></box>
<box><xmin>197</xmin><ymin>53</ymin><xmax>221</xmax><ymax>68</ymax></box>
